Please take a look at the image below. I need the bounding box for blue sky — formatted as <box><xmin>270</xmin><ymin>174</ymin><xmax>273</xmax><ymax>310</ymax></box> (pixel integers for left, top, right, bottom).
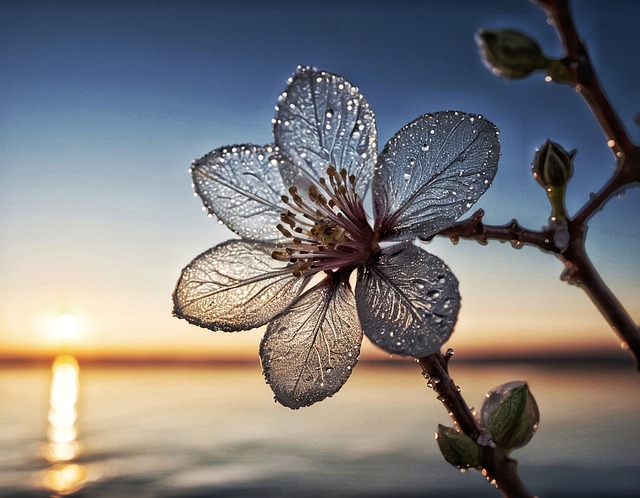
<box><xmin>1</xmin><ymin>0</ymin><xmax>638</xmax><ymax>359</ymax></box>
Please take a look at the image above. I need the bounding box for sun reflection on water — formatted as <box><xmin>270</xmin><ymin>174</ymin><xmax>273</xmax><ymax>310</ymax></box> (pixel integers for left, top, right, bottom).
<box><xmin>42</xmin><ymin>355</ymin><xmax>86</xmax><ymax>495</ymax></box>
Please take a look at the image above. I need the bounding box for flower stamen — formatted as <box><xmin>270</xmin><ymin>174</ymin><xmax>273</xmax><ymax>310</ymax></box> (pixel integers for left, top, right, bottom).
<box><xmin>272</xmin><ymin>166</ymin><xmax>376</xmax><ymax>276</ymax></box>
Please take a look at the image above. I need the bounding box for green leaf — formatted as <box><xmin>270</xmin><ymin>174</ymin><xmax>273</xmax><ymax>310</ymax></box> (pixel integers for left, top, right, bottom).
<box><xmin>436</xmin><ymin>424</ymin><xmax>480</xmax><ymax>468</ymax></box>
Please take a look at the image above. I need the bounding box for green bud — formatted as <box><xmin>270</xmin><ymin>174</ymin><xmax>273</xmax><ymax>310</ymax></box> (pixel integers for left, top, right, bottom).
<box><xmin>532</xmin><ymin>140</ymin><xmax>575</xmax><ymax>223</ymax></box>
<box><xmin>532</xmin><ymin>139</ymin><xmax>575</xmax><ymax>188</ymax></box>
<box><xmin>476</xmin><ymin>29</ymin><xmax>550</xmax><ymax>79</ymax></box>
<box><xmin>481</xmin><ymin>381</ymin><xmax>539</xmax><ymax>451</ymax></box>
<box><xmin>436</xmin><ymin>424</ymin><xmax>481</xmax><ymax>469</ymax></box>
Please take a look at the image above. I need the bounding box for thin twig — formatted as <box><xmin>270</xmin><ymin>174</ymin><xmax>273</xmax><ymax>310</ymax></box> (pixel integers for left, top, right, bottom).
<box><xmin>418</xmin><ymin>353</ymin><xmax>535</xmax><ymax>498</ymax></box>
<box><xmin>533</xmin><ymin>0</ymin><xmax>634</xmax><ymax>155</ymax></box>
<box><xmin>423</xmin><ymin>209</ymin><xmax>558</xmax><ymax>253</ymax></box>
<box><xmin>559</xmin><ymin>221</ymin><xmax>640</xmax><ymax>365</ymax></box>
<box><xmin>426</xmin><ymin>207</ymin><xmax>640</xmax><ymax>366</ymax></box>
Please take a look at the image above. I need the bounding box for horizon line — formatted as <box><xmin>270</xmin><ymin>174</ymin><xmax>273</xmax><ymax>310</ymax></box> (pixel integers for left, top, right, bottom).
<box><xmin>0</xmin><ymin>349</ymin><xmax>632</xmax><ymax>369</ymax></box>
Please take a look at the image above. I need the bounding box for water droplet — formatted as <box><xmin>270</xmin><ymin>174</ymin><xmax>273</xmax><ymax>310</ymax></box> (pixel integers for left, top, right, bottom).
<box><xmin>403</xmin><ymin>173</ymin><xmax>411</xmax><ymax>181</ymax></box>
<box><xmin>426</xmin><ymin>290</ymin><xmax>441</xmax><ymax>299</ymax></box>
<box><xmin>617</xmin><ymin>191</ymin><xmax>625</xmax><ymax>199</ymax></box>
<box><xmin>427</xmin><ymin>378</ymin><xmax>440</xmax><ymax>389</ymax></box>
<box><xmin>421</xmin><ymin>144</ymin><xmax>430</xmax><ymax>151</ymax></box>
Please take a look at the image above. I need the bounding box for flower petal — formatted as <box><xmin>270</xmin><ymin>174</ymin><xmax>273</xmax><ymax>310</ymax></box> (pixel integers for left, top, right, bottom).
<box><xmin>273</xmin><ymin>66</ymin><xmax>377</xmax><ymax>199</ymax></box>
<box><xmin>373</xmin><ymin>111</ymin><xmax>500</xmax><ymax>240</ymax></box>
<box><xmin>356</xmin><ymin>243</ymin><xmax>459</xmax><ymax>357</ymax></box>
<box><xmin>191</xmin><ymin>144</ymin><xmax>288</xmax><ymax>242</ymax></box>
<box><xmin>173</xmin><ymin>240</ymin><xmax>310</xmax><ymax>331</ymax></box>
<box><xmin>260</xmin><ymin>275</ymin><xmax>362</xmax><ymax>409</ymax></box>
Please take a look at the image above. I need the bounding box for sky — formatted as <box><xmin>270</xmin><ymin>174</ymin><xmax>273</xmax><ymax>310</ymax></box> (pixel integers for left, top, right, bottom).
<box><xmin>1</xmin><ymin>0</ymin><xmax>639</xmax><ymax>361</ymax></box>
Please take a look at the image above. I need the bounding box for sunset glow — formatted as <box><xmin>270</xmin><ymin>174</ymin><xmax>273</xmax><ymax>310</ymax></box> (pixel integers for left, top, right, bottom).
<box><xmin>53</xmin><ymin>314</ymin><xmax>81</xmax><ymax>341</ymax></box>
<box><xmin>0</xmin><ymin>0</ymin><xmax>638</xmax><ymax>364</ymax></box>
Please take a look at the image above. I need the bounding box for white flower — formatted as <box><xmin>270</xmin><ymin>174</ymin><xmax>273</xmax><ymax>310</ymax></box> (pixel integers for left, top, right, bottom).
<box><xmin>174</xmin><ymin>66</ymin><xmax>500</xmax><ymax>408</ymax></box>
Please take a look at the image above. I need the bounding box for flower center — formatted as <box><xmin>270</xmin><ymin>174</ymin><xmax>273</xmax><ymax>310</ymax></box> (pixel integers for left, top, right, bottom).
<box><xmin>272</xmin><ymin>166</ymin><xmax>377</xmax><ymax>277</ymax></box>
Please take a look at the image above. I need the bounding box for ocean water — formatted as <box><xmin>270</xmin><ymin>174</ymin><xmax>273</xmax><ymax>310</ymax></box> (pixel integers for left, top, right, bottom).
<box><xmin>0</xmin><ymin>360</ymin><xmax>639</xmax><ymax>497</ymax></box>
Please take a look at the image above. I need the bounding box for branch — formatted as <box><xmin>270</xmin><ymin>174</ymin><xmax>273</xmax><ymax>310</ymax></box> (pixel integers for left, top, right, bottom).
<box><xmin>533</xmin><ymin>0</ymin><xmax>635</xmax><ymax>156</ymax></box>
<box><xmin>425</xmin><ymin>209</ymin><xmax>640</xmax><ymax>367</ymax></box>
<box><xmin>574</xmin><ymin>148</ymin><xmax>640</xmax><ymax>225</ymax></box>
<box><xmin>422</xmin><ymin>209</ymin><xmax>558</xmax><ymax>253</ymax></box>
<box><xmin>559</xmin><ymin>222</ymin><xmax>640</xmax><ymax>367</ymax></box>
<box><xmin>418</xmin><ymin>352</ymin><xmax>535</xmax><ymax>498</ymax></box>
<box><xmin>533</xmin><ymin>0</ymin><xmax>640</xmax><ymax>225</ymax></box>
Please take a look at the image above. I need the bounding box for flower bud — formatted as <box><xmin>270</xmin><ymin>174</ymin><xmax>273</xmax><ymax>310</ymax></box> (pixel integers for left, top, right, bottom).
<box><xmin>476</xmin><ymin>29</ymin><xmax>549</xmax><ymax>79</ymax></box>
<box><xmin>436</xmin><ymin>424</ymin><xmax>480</xmax><ymax>469</ymax></box>
<box><xmin>532</xmin><ymin>139</ymin><xmax>575</xmax><ymax>188</ymax></box>
<box><xmin>533</xmin><ymin>140</ymin><xmax>575</xmax><ymax>224</ymax></box>
<box><xmin>481</xmin><ymin>381</ymin><xmax>539</xmax><ymax>451</ymax></box>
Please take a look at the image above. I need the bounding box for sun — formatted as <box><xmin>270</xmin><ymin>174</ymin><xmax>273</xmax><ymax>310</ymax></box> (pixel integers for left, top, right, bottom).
<box><xmin>53</xmin><ymin>314</ymin><xmax>81</xmax><ymax>339</ymax></box>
